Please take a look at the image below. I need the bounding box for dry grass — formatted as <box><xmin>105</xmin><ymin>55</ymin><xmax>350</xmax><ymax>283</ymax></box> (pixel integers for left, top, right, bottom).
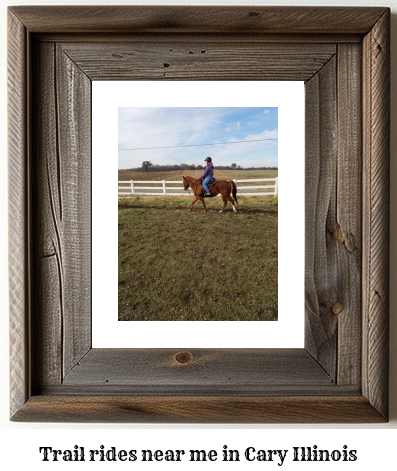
<box><xmin>118</xmin><ymin>169</ymin><xmax>278</xmax><ymax>192</ymax></box>
<box><xmin>118</xmin><ymin>193</ymin><xmax>278</xmax><ymax>321</ymax></box>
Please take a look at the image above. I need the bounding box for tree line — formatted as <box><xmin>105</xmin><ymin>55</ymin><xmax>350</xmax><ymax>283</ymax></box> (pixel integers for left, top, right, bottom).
<box><xmin>123</xmin><ymin>161</ymin><xmax>278</xmax><ymax>172</ymax></box>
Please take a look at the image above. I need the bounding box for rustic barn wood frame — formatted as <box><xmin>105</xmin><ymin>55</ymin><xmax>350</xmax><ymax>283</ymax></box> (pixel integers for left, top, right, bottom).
<box><xmin>8</xmin><ymin>6</ymin><xmax>390</xmax><ymax>423</ymax></box>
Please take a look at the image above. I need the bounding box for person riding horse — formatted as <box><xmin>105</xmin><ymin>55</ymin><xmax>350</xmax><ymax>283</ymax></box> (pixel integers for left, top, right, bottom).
<box><xmin>183</xmin><ymin>175</ymin><xmax>238</xmax><ymax>213</ymax></box>
<box><xmin>200</xmin><ymin>157</ymin><xmax>214</xmax><ymax>196</ymax></box>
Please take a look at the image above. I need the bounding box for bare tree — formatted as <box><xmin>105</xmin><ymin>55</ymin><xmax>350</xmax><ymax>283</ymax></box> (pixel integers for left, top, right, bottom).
<box><xmin>142</xmin><ymin>161</ymin><xmax>152</xmax><ymax>172</ymax></box>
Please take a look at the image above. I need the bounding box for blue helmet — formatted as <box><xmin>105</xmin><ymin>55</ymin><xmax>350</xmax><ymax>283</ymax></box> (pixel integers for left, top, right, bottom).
<box><xmin>204</xmin><ymin>157</ymin><xmax>212</xmax><ymax>162</ymax></box>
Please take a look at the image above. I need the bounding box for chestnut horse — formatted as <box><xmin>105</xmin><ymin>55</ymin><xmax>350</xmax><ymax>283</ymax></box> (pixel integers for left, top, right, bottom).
<box><xmin>182</xmin><ymin>175</ymin><xmax>238</xmax><ymax>213</ymax></box>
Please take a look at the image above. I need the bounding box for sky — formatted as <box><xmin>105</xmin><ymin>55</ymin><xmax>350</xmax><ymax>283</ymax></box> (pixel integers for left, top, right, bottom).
<box><xmin>118</xmin><ymin>107</ymin><xmax>278</xmax><ymax>169</ymax></box>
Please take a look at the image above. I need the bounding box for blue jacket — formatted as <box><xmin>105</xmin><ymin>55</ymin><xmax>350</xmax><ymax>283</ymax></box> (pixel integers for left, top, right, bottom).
<box><xmin>200</xmin><ymin>163</ymin><xmax>214</xmax><ymax>179</ymax></box>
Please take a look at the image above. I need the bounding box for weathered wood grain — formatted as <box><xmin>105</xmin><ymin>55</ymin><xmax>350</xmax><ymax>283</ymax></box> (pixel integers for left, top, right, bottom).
<box><xmin>62</xmin><ymin>349</ymin><xmax>333</xmax><ymax>389</ymax></box>
<box><xmin>60</xmin><ymin>43</ymin><xmax>335</xmax><ymax>81</ymax></box>
<box><xmin>55</xmin><ymin>45</ymin><xmax>91</xmax><ymax>377</ymax></box>
<box><xmin>9</xmin><ymin>6</ymin><xmax>387</xmax><ymax>34</ymax></box>
<box><xmin>31</xmin><ymin>42</ymin><xmax>91</xmax><ymax>387</ymax></box>
<box><xmin>8</xmin><ymin>9</ymin><xmax>29</xmax><ymax>419</ymax></box>
<box><xmin>32</xmin><ymin>42</ymin><xmax>63</xmax><ymax>388</ymax></box>
<box><xmin>8</xmin><ymin>6</ymin><xmax>390</xmax><ymax>423</ymax></box>
<box><xmin>335</xmin><ymin>44</ymin><xmax>362</xmax><ymax>386</ymax></box>
<box><xmin>362</xmin><ymin>9</ymin><xmax>390</xmax><ymax>419</ymax></box>
<box><xmin>34</xmin><ymin>33</ymin><xmax>363</xmax><ymax>45</ymax></box>
<box><xmin>304</xmin><ymin>56</ymin><xmax>338</xmax><ymax>378</ymax></box>
<box><xmin>12</xmin><ymin>396</ymin><xmax>386</xmax><ymax>424</ymax></box>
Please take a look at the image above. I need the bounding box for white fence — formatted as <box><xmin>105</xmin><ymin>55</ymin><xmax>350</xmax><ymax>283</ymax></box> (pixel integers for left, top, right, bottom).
<box><xmin>118</xmin><ymin>177</ymin><xmax>278</xmax><ymax>198</ymax></box>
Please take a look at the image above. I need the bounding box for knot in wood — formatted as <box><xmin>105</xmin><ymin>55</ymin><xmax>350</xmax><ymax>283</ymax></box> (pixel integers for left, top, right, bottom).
<box><xmin>174</xmin><ymin>351</ymin><xmax>194</xmax><ymax>365</ymax></box>
<box><xmin>333</xmin><ymin>225</ymin><xmax>344</xmax><ymax>244</ymax></box>
<box><xmin>331</xmin><ymin>302</ymin><xmax>344</xmax><ymax>316</ymax></box>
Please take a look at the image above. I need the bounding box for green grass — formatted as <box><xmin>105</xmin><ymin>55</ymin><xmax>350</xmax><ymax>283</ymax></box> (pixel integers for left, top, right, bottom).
<box><xmin>118</xmin><ymin>195</ymin><xmax>278</xmax><ymax>321</ymax></box>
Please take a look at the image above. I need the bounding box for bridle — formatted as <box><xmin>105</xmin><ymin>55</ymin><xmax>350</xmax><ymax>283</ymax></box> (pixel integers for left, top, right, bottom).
<box><xmin>183</xmin><ymin>177</ymin><xmax>192</xmax><ymax>196</ymax></box>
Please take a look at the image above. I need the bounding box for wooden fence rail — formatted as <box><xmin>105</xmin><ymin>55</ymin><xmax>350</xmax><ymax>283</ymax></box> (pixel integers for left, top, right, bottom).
<box><xmin>118</xmin><ymin>178</ymin><xmax>278</xmax><ymax>197</ymax></box>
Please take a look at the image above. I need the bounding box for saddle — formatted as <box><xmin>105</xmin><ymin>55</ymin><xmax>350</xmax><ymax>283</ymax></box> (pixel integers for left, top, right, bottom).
<box><xmin>198</xmin><ymin>177</ymin><xmax>218</xmax><ymax>197</ymax></box>
<box><xmin>199</xmin><ymin>177</ymin><xmax>218</xmax><ymax>186</ymax></box>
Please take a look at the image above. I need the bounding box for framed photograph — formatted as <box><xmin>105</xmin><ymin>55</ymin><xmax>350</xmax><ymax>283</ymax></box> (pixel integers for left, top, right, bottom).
<box><xmin>8</xmin><ymin>6</ymin><xmax>390</xmax><ymax>423</ymax></box>
<box><xmin>93</xmin><ymin>81</ymin><xmax>304</xmax><ymax>348</ymax></box>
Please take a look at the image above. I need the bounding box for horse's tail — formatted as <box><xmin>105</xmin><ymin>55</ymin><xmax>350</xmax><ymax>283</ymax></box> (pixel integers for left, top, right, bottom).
<box><xmin>231</xmin><ymin>180</ymin><xmax>238</xmax><ymax>204</ymax></box>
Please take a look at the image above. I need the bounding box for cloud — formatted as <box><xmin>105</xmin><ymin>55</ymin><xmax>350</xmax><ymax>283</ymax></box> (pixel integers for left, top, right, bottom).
<box><xmin>224</xmin><ymin>122</ymin><xmax>241</xmax><ymax>132</ymax></box>
<box><xmin>118</xmin><ymin>107</ymin><xmax>278</xmax><ymax>168</ymax></box>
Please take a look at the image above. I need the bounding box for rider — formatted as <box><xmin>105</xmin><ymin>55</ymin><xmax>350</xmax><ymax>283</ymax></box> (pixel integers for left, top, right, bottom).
<box><xmin>200</xmin><ymin>157</ymin><xmax>214</xmax><ymax>196</ymax></box>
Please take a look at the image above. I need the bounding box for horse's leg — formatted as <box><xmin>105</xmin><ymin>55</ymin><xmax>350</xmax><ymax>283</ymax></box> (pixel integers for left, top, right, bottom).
<box><xmin>219</xmin><ymin>196</ymin><xmax>227</xmax><ymax>213</ymax></box>
<box><xmin>189</xmin><ymin>196</ymin><xmax>198</xmax><ymax>211</ymax></box>
<box><xmin>198</xmin><ymin>196</ymin><xmax>207</xmax><ymax>212</ymax></box>
<box><xmin>223</xmin><ymin>182</ymin><xmax>237</xmax><ymax>212</ymax></box>
<box><xmin>226</xmin><ymin>195</ymin><xmax>237</xmax><ymax>212</ymax></box>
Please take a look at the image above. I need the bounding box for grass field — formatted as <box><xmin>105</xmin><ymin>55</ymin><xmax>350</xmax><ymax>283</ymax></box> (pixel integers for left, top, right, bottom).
<box><xmin>118</xmin><ymin>169</ymin><xmax>278</xmax><ymax>189</ymax></box>
<box><xmin>118</xmin><ymin>191</ymin><xmax>278</xmax><ymax>321</ymax></box>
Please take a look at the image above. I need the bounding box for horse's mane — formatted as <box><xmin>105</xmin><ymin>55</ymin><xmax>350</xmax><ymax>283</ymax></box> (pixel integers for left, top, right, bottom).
<box><xmin>184</xmin><ymin>175</ymin><xmax>199</xmax><ymax>186</ymax></box>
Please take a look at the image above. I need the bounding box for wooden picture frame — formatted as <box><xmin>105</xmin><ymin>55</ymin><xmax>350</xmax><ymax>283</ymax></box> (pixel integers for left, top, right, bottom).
<box><xmin>8</xmin><ymin>6</ymin><xmax>390</xmax><ymax>423</ymax></box>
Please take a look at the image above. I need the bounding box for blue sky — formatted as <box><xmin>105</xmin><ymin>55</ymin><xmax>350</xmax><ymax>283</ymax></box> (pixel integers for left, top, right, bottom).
<box><xmin>118</xmin><ymin>107</ymin><xmax>278</xmax><ymax>169</ymax></box>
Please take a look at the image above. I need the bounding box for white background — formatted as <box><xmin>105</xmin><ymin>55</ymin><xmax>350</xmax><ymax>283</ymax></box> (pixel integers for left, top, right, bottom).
<box><xmin>92</xmin><ymin>81</ymin><xmax>304</xmax><ymax>348</ymax></box>
<box><xmin>1</xmin><ymin>0</ymin><xmax>396</xmax><ymax>469</ymax></box>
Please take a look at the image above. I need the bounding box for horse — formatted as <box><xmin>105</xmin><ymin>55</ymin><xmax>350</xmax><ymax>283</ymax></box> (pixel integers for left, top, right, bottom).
<box><xmin>182</xmin><ymin>175</ymin><xmax>238</xmax><ymax>213</ymax></box>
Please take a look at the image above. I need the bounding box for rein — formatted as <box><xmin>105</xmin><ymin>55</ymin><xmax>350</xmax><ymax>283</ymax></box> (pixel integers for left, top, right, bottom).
<box><xmin>185</xmin><ymin>177</ymin><xmax>198</xmax><ymax>197</ymax></box>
